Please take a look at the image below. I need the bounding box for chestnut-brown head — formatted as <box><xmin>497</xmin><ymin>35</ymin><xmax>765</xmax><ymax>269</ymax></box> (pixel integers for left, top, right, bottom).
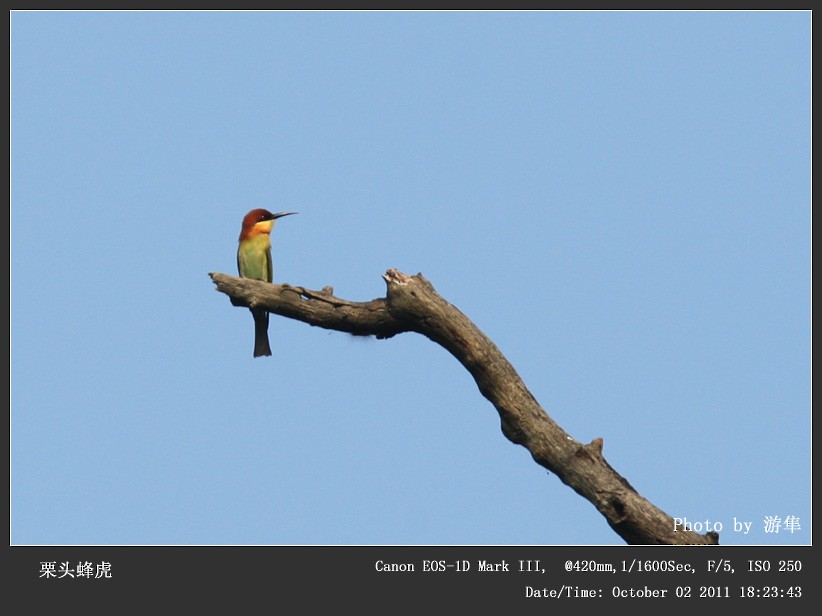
<box><xmin>239</xmin><ymin>209</ymin><xmax>297</xmax><ymax>241</ymax></box>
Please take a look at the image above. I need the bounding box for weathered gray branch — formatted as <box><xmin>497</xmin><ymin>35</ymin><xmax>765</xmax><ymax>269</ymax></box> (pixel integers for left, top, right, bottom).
<box><xmin>209</xmin><ymin>269</ymin><xmax>719</xmax><ymax>545</ymax></box>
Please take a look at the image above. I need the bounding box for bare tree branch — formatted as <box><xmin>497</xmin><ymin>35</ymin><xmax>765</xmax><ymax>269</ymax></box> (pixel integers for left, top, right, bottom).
<box><xmin>209</xmin><ymin>269</ymin><xmax>719</xmax><ymax>545</ymax></box>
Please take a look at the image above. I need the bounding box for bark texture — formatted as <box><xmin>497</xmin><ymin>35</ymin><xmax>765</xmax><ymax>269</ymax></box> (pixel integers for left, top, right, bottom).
<box><xmin>210</xmin><ymin>269</ymin><xmax>719</xmax><ymax>545</ymax></box>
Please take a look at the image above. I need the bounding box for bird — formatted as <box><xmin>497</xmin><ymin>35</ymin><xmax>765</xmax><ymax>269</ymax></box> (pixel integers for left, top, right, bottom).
<box><xmin>237</xmin><ymin>208</ymin><xmax>297</xmax><ymax>357</ymax></box>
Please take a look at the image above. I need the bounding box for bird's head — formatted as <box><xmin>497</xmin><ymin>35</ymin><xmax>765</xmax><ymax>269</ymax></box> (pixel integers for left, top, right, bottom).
<box><xmin>239</xmin><ymin>209</ymin><xmax>297</xmax><ymax>240</ymax></box>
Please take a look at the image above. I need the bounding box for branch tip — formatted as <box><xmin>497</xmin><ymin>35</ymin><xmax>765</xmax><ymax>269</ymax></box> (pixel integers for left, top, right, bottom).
<box><xmin>383</xmin><ymin>268</ymin><xmax>412</xmax><ymax>285</ymax></box>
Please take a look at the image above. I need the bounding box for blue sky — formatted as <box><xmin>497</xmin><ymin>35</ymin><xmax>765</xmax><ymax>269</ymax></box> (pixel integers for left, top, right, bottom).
<box><xmin>11</xmin><ymin>11</ymin><xmax>810</xmax><ymax>546</ymax></box>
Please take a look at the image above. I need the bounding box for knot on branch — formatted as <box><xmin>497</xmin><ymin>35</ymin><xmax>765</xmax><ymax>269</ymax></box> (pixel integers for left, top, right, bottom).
<box><xmin>575</xmin><ymin>437</ymin><xmax>604</xmax><ymax>461</ymax></box>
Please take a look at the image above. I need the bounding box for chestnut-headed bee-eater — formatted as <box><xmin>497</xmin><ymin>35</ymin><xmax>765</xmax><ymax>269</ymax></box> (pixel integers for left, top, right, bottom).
<box><xmin>237</xmin><ymin>209</ymin><xmax>297</xmax><ymax>357</ymax></box>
